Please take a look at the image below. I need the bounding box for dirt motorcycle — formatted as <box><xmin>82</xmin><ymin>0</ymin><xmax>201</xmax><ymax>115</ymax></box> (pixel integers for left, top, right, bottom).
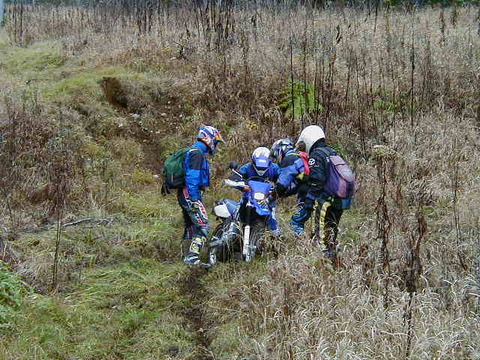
<box><xmin>208</xmin><ymin>163</ymin><xmax>275</xmax><ymax>265</ymax></box>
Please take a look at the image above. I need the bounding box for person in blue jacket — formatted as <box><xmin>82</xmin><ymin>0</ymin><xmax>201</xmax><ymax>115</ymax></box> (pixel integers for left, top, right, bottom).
<box><xmin>271</xmin><ymin>138</ymin><xmax>309</xmax><ymax>198</ymax></box>
<box><xmin>237</xmin><ymin>147</ymin><xmax>281</xmax><ymax>233</ymax></box>
<box><xmin>180</xmin><ymin>125</ymin><xmax>224</xmax><ymax>266</ymax></box>
<box><xmin>270</xmin><ymin>138</ymin><xmax>310</xmax><ymax>232</ymax></box>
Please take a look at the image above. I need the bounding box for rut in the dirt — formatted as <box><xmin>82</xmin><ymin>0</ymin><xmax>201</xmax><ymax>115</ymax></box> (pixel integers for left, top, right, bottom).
<box><xmin>179</xmin><ymin>266</ymin><xmax>214</xmax><ymax>360</ymax></box>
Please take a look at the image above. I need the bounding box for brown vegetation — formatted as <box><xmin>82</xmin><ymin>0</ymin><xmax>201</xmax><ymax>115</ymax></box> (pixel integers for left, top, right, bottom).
<box><xmin>1</xmin><ymin>3</ymin><xmax>479</xmax><ymax>358</ymax></box>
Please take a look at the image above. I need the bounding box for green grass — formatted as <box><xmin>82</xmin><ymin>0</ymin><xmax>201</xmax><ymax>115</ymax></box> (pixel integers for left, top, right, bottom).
<box><xmin>12</xmin><ymin>192</ymin><xmax>183</xmax><ymax>291</ymax></box>
<box><xmin>0</xmin><ymin>262</ymin><xmax>26</xmax><ymax>330</ymax></box>
<box><xmin>0</xmin><ymin>260</ymin><xmax>194</xmax><ymax>360</ymax></box>
<box><xmin>1</xmin><ymin>210</ymin><xmax>273</xmax><ymax>359</ymax></box>
<box><xmin>42</xmin><ymin>67</ymin><xmax>146</xmax><ymax>109</ymax></box>
<box><xmin>113</xmin><ymin>191</ymin><xmax>179</xmax><ymax>218</ymax></box>
<box><xmin>0</xmin><ymin>39</ymin><xmax>66</xmax><ymax>75</ymax></box>
<box><xmin>279</xmin><ymin>80</ymin><xmax>322</xmax><ymax>121</ymax></box>
<box><xmin>0</xmin><ymin>31</ymin><xmax>156</xmax><ymax>115</ymax></box>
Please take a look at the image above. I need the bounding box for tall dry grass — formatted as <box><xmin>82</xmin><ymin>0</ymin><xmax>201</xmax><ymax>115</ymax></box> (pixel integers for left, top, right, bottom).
<box><xmin>2</xmin><ymin>3</ymin><xmax>480</xmax><ymax>357</ymax></box>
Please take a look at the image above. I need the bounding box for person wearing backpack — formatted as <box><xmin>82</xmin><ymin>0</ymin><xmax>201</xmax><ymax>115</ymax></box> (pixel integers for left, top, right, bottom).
<box><xmin>291</xmin><ymin>125</ymin><xmax>355</xmax><ymax>258</ymax></box>
<box><xmin>270</xmin><ymin>138</ymin><xmax>310</xmax><ymax>232</ymax></box>
<box><xmin>171</xmin><ymin>125</ymin><xmax>224</xmax><ymax>266</ymax></box>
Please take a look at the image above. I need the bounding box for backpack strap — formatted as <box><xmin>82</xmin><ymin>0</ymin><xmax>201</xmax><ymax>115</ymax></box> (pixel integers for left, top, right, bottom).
<box><xmin>295</xmin><ymin>151</ymin><xmax>311</xmax><ymax>177</ymax></box>
<box><xmin>184</xmin><ymin>146</ymin><xmax>202</xmax><ymax>167</ymax></box>
<box><xmin>314</xmin><ymin>146</ymin><xmax>335</xmax><ymax>160</ymax></box>
<box><xmin>187</xmin><ymin>146</ymin><xmax>200</xmax><ymax>154</ymax></box>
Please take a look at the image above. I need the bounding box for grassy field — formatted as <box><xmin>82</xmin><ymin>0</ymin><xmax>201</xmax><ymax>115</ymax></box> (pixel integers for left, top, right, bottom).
<box><xmin>1</xmin><ymin>3</ymin><xmax>479</xmax><ymax>359</ymax></box>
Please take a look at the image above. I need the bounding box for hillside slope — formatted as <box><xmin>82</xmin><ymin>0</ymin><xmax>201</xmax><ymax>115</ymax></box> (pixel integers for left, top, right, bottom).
<box><xmin>1</xmin><ymin>4</ymin><xmax>480</xmax><ymax>359</ymax></box>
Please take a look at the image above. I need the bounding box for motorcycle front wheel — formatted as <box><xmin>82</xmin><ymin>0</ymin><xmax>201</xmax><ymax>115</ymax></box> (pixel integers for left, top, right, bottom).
<box><xmin>244</xmin><ymin>223</ymin><xmax>265</xmax><ymax>262</ymax></box>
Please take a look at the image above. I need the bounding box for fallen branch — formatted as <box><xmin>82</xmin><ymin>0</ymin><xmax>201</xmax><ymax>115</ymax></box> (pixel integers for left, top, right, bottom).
<box><xmin>19</xmin><ymin>216</ymin><xmax>173</xmax><ymax>234</ymax></box>
<box><xmin>22</xmin><ymin>217</ymin><xmax>112</xmax><ymax>233</ymax></box>
<box><xmin>62</xmin><ymin>218</ymin><xmax>111</xmax><ymax>228</ymax></box>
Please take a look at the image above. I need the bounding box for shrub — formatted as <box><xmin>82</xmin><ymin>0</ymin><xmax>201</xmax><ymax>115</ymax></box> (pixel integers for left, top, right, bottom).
<box><xmin>0</xmin><ymin>261</ymin><xmax>25</xmax><ymax>329</ymax></box>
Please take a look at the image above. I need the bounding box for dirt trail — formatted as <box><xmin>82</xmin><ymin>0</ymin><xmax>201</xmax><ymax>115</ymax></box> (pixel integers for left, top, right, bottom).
<box><xmin>179</xmin><ymin>266</ymin><xmax>214</xmax><ymax>360</ymax></box>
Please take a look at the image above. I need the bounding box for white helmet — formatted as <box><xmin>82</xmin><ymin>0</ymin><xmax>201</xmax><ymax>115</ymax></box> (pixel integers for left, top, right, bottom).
<box><xmin>251</xmin><ymin>147</ymin><xmax>271</xmax><ymax>176</ymax></box>
<box><xmin>296</xmin><ymin>125</ymin><xmax>325</xmax><ymax>154</ymax></box>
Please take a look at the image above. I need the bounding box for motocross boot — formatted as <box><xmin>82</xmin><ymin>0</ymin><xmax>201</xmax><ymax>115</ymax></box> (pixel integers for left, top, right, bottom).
<box><xmin>183</xmin><ymin>236</ymin><xmax>210</xmax><ymax>268</ymax></box>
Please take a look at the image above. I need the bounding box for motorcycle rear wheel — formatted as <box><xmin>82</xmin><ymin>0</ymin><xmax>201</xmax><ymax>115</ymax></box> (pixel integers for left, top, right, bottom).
<box><xmin>208</xmin><ymin>223</ymin><xmax>232</xmax><ymax>265</ymax></box>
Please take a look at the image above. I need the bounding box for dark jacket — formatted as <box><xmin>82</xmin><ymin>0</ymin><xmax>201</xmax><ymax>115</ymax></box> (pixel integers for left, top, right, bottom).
<box><xmin>306</xmin><ymin>140</ymin><xmax>337</xmax><ymax>200</ymax></box>
<box><xmin>307</xmin><ymin>140</ymin><xmax>352</xmax><ymax>210</ymax></box>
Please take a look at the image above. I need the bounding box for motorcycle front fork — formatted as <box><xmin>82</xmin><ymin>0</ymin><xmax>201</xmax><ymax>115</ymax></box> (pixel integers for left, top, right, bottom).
<box><xmin>243</xmin><ymin>225</ymin><xmax>251</xmax><ymax>257</ymax></box>
<box><xmin>242</xmin><ymin>205</ymin><xmax>253</xmax><ymax>261</ymax></box>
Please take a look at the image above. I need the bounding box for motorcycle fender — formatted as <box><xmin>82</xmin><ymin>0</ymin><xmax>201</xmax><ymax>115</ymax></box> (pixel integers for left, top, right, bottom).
<box><xmin>213</xmin><ymin>203</ymin><xmax>231</xmax><ymax>218</ymax></box>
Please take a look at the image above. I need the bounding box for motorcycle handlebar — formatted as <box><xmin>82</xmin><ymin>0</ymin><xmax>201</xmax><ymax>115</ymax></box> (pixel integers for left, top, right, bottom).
<box><xmin>224</xmin><ymin>179</ymin><xmax>246</xmax><ymax>190</ymax></box>
<box><xmin>225</xmin><ymin>169</ymin><xmax>276</xmax><ymax>195</ymax></box>
<box><xmin>224</xmin><ymin>178</ymin><xmax>277</xmax><ymax>198</ymax></box>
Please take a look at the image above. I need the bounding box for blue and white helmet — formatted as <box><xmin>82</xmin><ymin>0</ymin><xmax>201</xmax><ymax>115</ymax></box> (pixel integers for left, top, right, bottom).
<box><xmin>252</xmin><ymin>147</ymin><xmax>271</xmax><ymax>176</ymax></box>
<box><xmin>271</xmin><ymin>138</ymin><xmax>294</xmax><ymax>163</ymax></box>
<box><xmin>197</xmin><ymin>125</ymin><xmax>224</xmax><ymax>154</ymax></box>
